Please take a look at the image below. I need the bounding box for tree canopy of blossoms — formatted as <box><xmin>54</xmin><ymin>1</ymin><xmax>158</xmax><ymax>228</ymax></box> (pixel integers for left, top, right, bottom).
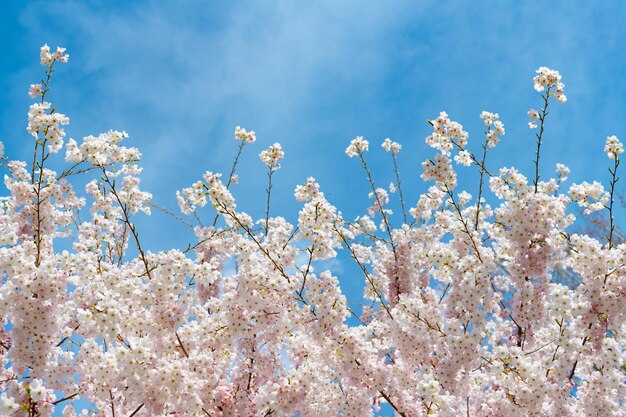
<box><xmin>0</xmin><ymin>45</ymin><xmax>625</xmax><ymax>417</ymax></box>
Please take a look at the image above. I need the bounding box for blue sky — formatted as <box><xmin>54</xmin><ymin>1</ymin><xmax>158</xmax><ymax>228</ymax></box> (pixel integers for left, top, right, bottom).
<box><xmin>2</xmin><ymin>1</ymin><xmax>626</xmax><ymax>415</ymax></box>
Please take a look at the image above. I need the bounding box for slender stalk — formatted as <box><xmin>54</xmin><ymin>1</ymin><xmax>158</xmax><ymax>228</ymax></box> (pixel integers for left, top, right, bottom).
<box><xmin>31</xmin><ymin>64</ymin><xmax>58</xmax><ymax>267</ymax></box>
<box><xmin>378</xmin><ymin>390</ymin><xmax>407</xmax><ymax>417</ymax></box>
<box><xmin>109</xmin><ymin>390</ymin><xmax>116</xmax><ymax>417</ymax></box>
<box><xmin>334</xmin><ymin>224</ymin><xmax>392</xmax><ymax>319</ymax></box>
<box><xmin>128</xmin><ymin>404</ymin><xmax>144</xmax><ymax>417</ymax></box>
<box><xmin>391</xmin><ymin>152</ymin><xmax>407</xmax><ymax>224</ymax></box>
<box><xmin>357</xmin><ymin>152</ymin><xmax>396</xmax><ymax>253</ymax></box>
<box><xmin>533</xmin><ymin>86</ymin><xmax>551</xmax><ymax>193</ymax></box>
<box><xmin>52</xmin><ymin>392</ymin><xmax>78</xmax><ymax>405</ymax></box>
<box><xmin>31</xmin><ymin>62</ymin><xmax>55</xmax><ymax>183</ymax></box>
<box><xmin>149</xmin><ymin>202</ymin><xmax>195</xmax><ymax>228</ymax></box>
<box><xmin>100</xmin><ymin>168</ymin><xmax>152</xmax><ymax>280</ymax></box>
<box><xmin>474</xmin><ymin>138</ymin><xmax>489</xmax><ymax>230</ymax></box>
<box><xmin>215</xmin><ymin>201</ymin><xmax>291</xmax><ymax>284</ymax></box>
<box><xmin>212</xmin><ymin>140</ymin><xmax>247</xmax><ymax>227</ymax></box>
<box><xmin>606</xmin><ymin>155</ymin><xmax>620</xmax><ymax>250</ymax></box>
<box><xmin>175</xmin><ymin>332</ymin><xmax>189</xmax><ymax>358</ymax></box>
<box><xmin>444</xmin><ymin>186</ymin><xmax>482</xmax><ymax>263</ymax></box>
<box><xmin>265</xmin><ymin>169</ymin><xmax>274</xmax><ymax>236</ymax></box>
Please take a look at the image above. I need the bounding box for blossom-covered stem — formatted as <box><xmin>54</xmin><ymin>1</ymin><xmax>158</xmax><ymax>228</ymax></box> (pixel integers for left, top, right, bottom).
<box><xmin>444</xmin><ymin>186</ymin><xmax>483</xmax><ymax>263</ymax></box>
<box><xmin>100</xmin><ymin>167</ymin><xmax>153</xmax><ymax>279</ymax></box>
<box><xmin>33</xmin><ymin>129</ymin><xmax>52</xmax><ymax>267</ymax></box>
<box><xmin>450</xmin><ymin>137</ymin><xmax>494</xmax><ymax>177</ymax></box>
<box><xmin>544</xmin><ymin>318</ymin><xmax>565</xmax><ymax>377</ymax></box>
<box><xmin>30</xmin><ymin>62</ymin><xmax>54</xmax><ymax>183</ymax></box>
<box><xmin>568</xmin><ymin>324</ymin><xmax>592</xmax><ymax>381</ymax></box>
<box><xmin>391</xmin><ymin>152</ymin><xmax>407</xmax><ymax>223</ymax></box>
<box><xmin>533</xmin><ymin>87</ymin><xmax>551</xmax><ymax>193</ymax></box>
<box><xmin>606</xmin><ymin>155</ymin><xmax>620</xmax><ymax>250</ymax></box>
<box><xmin>334</xmin><ymin>223</ymin><xmax>392</xmax><ymax>318</ymax></box>
<box><xmin>474</xmin><ymin>137</ymin><xmax>490</xmax><ymax>230</ymax></box>
<box><xmin>265</xmin><ymin>169</ymin><xmax>273</xmax><ymax>236</ymax></box>
<box><xmin>345</xmin><ymin>220</ymin><xmax>389</xmax><ymax>245</ymax></box>
<box><xmin>357</xmin><ymin>152</ymin><xmax>396</xmax><ymax>253</ymax></box>
<box><xmin>215</xmin><ymin>201</ymin><xmax>291</xmax><ymax>284</ymax></box>
<box><xmin>58</xmin><ymin>161</ymin><xmax>102</xmax><ymax>179</ymax></box>
<box><xmin>212</xmin><ymin>140</ymin><xmax>247</xmax><ymax>227</ymax></box>
<box><xmin>298</xmin><ymin>247</ymin><xmax>314</xmax><ymax>297</ymax></box>
<box><xmin>182</xmin><ymin>228</ymin><xmax>229</xmax><ymax>254</ymax></box>
<box><xmin>31</xmin><ymin>65</ymin><xmax>57</xmax><ymax>266</ymax></box>
<box><xmin>246</xmin><ymin>335</ymin><xmax>257</xmax><ymax>391</ymax></box>
<box><xmin>445</xmin><ymin>185</ymin><xmax>524</xmax><ymax>337</ymax></box>
<box><xmin>281</xmin><ymin>225</ymin><xmax>299</xmax><ymax>251</ymax></box>
<box><xmin>226</xmin><ymin>140</ymin><xmax>246</xmax><ymax>189</ymax></box>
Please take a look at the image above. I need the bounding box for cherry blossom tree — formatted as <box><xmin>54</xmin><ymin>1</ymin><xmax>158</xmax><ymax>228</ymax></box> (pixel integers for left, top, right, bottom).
<box><xmin>0</xmin><ymin>45</ymin><xmax>625</xmax><ymax>417</ymax></box>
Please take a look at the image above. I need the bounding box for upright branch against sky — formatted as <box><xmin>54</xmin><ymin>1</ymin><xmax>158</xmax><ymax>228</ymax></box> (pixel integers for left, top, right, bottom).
<box><xmin>259</xmin><ymin>143</ymin><xmax>284</xmax><ymax>236</ymax></box>
<box><xmin>528</xmin><ymin>66</ymin><xmax>567</xmax><ymax>193</ymax></box>
<box><xmin>1</xmin><ymin>46</ymin><xmax>626</xmax><ymax>417</ymax></box>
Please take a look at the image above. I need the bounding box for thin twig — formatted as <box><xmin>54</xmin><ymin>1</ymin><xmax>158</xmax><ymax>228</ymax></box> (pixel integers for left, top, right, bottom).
<box><xmin>533</xmin><ymin>86</ymin><xmax>551</xmax><ymax>193</ymax></box>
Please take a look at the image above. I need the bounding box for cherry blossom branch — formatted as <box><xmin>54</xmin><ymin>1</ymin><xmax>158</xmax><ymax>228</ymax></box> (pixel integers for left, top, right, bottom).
<box><xmin>175</xmin><ymin>331</ymin><xmax>189</xmax><ymax>358</ymax></box>
<box><xmin>264</xmin><ymin>168</ymin><xmax>274</xmax><ymax>236</ymax></box>
<box><xmin>390</xmin><ymin>151</ymin><xmax>407</xmax><ymax>224</ymax></box>
<box><xmin>149</xmin><ymin>202</ymin><xmax>195</xmax><ymax>228</ymax></box>
<box><xmin>444</xmin><ymin>185</ymin><xmax>483</xmax><ymax>263</ymax></box>
<box><xmin>215</xmin><ymin>201</ymin><xmax>291</xmax><ymax>284</ymax></box>
<box><xmin>52</xmin><ymin>392</ymin><xmax>78</xmax><ymax>405</ymax></box>
<box><xmin>30</xmin><ymin>61</ymin><xmax>55</xmax><ymax>183</ymax></box>
<box><xmin>212</xmin><ymin>140</ymin><xmax>247</xmax><ymax>227</ymax></box>
<box><xmin>606</xmin><ymin>154</ymin><xmax>620</xmax><ymax>250</ymax></box>
<box><xmin>100</xmin><ymin>167</ymin><xmax>153</xmax><ymax>280</ymax></box>
<box><xmin>334</xmin><ymin>223</ymin><xmax>392</xmax><ymax>319</ymax></box>
<box><xmin>357</xmin><ymin>152</ymin><xmax>396</xmax><ymax>253</ymax></box>
<box><xmin>474</xmin><ymin>132</ymin><xmax>490</xmax><ymax>230</ymax></box>
<box><xmin>533</xmin><ymin>86</ymin><xmax>551</xmax><ymax>193</ymax></box>
<box><xmin>378</xmin><ymin>389</ymin><xmax>407</xmax><ymax>417</ymax></box>
<box><xmin>128</xmin><ymin>403</ymin><xmax>144</xmax><ymax>417</ymax></box>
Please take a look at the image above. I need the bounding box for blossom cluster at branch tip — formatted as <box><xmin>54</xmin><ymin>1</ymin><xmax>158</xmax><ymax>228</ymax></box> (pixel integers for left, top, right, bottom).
<box><xmin>259</xmin><ymin>142</ymin><xmax>284</xmax><ymax>171</ymax></box>
<box><xmin>556</xmin><ymin>163</ymin><xmax>570</xmax><ymax>182</ymax></box>
<box><xmin>604</xmin><ymin>135</ymin><xmax>624</xmax><ymax>159</ymax></box>
<box><xmin>569</xmin><ymin>181</ymin><xmax>609</xmax><ymax>213</ymax></box>
<box><xmin>480</xmin><ymin>111</ymin><xmax>505</xmax><ymax>147</ymax></box>
<box><xmin>345</xmin><ymin>136</ymin><xmax>369</xmax><ymax>157</ymax></box>
<box><xmin>65</xmin><ymin>130</ymin><xmax>139</xmax><ymax>166</ymax></box>
<box><xmin>234</xmin><ymin>125</ymin><xmax>256</xmax><ymax>143</ymax></box>
<box><xmin>425</xmin><ymin>111</ymin><xmax>468</xmax><ymax>155</ymax></box>
<box><xmin>381</xmin><ymin>138</ymin><xmax>401</xmax><ymax>154</ymax></box>
<box><xmin>294</xmin><ymin>177</ymin><xmax>321</xmax><ymax>202</ymax></box>
<box><xmin>40</xmin><ymin>44</ymin><xmax>69</xmax><ymax>66</ymax></box>
<box><xmin>534</xmin><ymin>66</ymin><xmax>567</xmax><ymax>102</ymax></box>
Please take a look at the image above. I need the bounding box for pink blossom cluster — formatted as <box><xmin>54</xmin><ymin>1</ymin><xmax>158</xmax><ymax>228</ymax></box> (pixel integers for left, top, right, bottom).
<box><xmin>1</xmin><ymin>48</ymin><xmax>625</xmax><ymax>417</ymax></box>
